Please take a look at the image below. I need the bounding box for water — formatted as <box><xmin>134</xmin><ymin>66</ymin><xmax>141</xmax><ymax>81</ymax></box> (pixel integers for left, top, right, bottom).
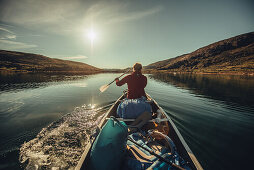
<box><xmin>0</xmin><ymin>72</ymin><xmax>254</xmax><ymax>170</ymax></box>
<box><xmin>149</xmin><ymin>73</ymin><xmax>254</xmax><ymax>170</ymax></box>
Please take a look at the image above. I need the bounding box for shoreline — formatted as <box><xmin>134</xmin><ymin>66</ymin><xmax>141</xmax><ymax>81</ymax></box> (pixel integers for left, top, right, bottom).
<box><xmin>1</xmin><ymin>69</ymin><xmax>254</xmax><ymax>76</ymax></box>
<box><xmin>143</xmin><ymin>69</ymin><xmax>254</xmax><ymax>76</ymax></box>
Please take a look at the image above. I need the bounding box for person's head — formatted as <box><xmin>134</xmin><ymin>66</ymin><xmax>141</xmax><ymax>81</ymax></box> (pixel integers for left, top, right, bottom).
<box><xmin>133</xmin><ymin>63</ymin><xmax>142</xmax><ymax>72</ymax></box>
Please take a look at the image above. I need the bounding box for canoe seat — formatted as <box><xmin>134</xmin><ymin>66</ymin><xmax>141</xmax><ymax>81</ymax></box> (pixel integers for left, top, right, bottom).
<box><xmin>106</xmin><ymin>117</ymin><xmax>168</xmax><ymax>123</ymax></box>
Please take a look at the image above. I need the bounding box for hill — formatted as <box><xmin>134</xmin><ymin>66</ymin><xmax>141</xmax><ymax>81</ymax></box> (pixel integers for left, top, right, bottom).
<box><xmin>0</xmin><ymin>50</ymin><xmax>101</xmax><ymax>74</ymax></box>
<box><xmin>146</xmin><ymin>32</ymin><xmax>254</xmax><ymax>74</ymax></box>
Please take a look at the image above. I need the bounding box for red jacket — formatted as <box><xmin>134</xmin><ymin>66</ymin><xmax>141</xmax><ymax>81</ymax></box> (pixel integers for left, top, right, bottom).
<box><xmin>116</xmin><ymin>71</ymin><xmax>147</xmax><ymax>99</ymax></box>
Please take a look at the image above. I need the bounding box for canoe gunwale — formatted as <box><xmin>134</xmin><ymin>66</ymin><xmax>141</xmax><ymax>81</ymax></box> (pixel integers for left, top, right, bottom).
<box><xmin>148</xmin><ymin>94</ymin><xmax>203</xmax><ymax>170</ymax></box>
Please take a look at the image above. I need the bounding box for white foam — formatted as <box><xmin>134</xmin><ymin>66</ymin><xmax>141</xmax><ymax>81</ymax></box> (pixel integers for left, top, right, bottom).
<box><xmin>19</xmin><ymin>104</ymin><xmax>106</xmax><ymax>169</ymax></box>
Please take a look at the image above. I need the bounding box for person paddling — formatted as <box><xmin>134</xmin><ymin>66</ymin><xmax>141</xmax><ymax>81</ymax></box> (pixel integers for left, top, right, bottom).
<box><xmin>115</xmin><ymin>63</ymin><xmax>152</xmax><ymax>131</ymax></box>
<box><xmin>115</xmin><ymin>63</ymin><xmax>147</xmax><ymax>99</ymax></box>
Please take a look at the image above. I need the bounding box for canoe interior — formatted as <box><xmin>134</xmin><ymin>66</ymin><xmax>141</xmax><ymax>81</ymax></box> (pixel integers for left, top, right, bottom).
<box><xmin>78</xmin><ymin>94</ymin><xmax>202</xmax><ymax>170</ymax></box>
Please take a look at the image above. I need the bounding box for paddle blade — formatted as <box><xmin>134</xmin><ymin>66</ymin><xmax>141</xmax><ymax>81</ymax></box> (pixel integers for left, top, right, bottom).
<box><xmin>99</xmin><ymin>84</ymin><xmax>109</xmax><ymax>92</ymax></box>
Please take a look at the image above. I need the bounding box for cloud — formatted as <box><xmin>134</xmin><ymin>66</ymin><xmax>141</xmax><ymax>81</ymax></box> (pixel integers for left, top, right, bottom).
<box><xmin>85</xmin><ymin>4</ymin><xmax>163</xmax><ymax>25</ymax></box>
<box><xmin>5</xmin><ymin>34</ymin><xmax>16</xmax><ymax>39</ymax></box>
<box><xmin>0</xmin><ymin>39</ymin><xmax>37</xmax><ymax>50</ymax></box>
<box><xmin>0</xmin><ymin>23</ymin><xmax>14</xmax><ymax>28</ymax></box>
<box><xmin>0</xmin><ymin>0</ymin><xmax>81</xmax><ymax>24</ymax></box>
<box><xmin>0</xmin><ymin>26</ymin><xmax>14</xmax><ymax>34</ymax></box>
<box><xmin>0</xmin><ymin>26</ymin><xmax>41</xmax><ymax>40</ymax></box>
<box><xmin>50</xmin><ymin>54</ymin><xmax>88</xmax><ymax>60</ymax></box>
<box><xmin>0</xmin><ymin>26</ymin><xmax>16</xmax><ymax>39</ymax></box>
<box><xmin>110</xmin><ymin>6</ymin><xmax>162</xmax><ymax>23</ymax></box>
<box><xmin>0</xmin><ymin>0</ymin><xmax>163</xmax><ymax>34</ymax></box>
<box><xmin>0</xmin><ymin>0</ymin><xmax>82</xmax><ymax>34</ymax></box>
<box><xmin>62</xmin><ymin>55</ymin><xmax>88</xmax><ymax>60</ymax></box>
<box><xmin>0</xmin><ymin>25</ymin><xmax>38</xmax><ymax>49</ymax></box>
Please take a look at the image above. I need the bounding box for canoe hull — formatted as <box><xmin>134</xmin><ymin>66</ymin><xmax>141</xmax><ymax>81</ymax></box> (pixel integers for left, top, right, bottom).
<box><xmin>76</xmin><ymin>94</ymin><xmax>203</xmax><ymax>170</ymax></box>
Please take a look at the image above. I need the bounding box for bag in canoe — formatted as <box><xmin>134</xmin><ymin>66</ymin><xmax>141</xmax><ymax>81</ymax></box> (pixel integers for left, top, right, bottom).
<box><xmin>89</xmin><ymin>117</ymin><xmax>128</xmax><ymax>170</ymax></box>
<box><xmin>117</xmin><ymin>96</ymin><xmax>152</xmax><ymax>119</ymax></box>
<box><xmin>123</xmin><ymin>131</ymin><xmax>191</xmax><ymax>170</ymax></box>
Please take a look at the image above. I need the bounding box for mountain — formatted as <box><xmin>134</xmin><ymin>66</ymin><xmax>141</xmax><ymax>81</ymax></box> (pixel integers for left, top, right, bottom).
<box><xmin>0</xmin><ymin>50</ymin><xmax>101</xmax><ymax>74</ymax></box>
<box><xmin>146</xmin><ymin>32</ymin><xmax>254</xmax><ymax>74</ymax></box>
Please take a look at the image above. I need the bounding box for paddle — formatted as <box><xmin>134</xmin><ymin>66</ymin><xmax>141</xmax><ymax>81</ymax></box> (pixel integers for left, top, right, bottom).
<box><xmin>127</xmin><ymin>137</ymin><xmax>186</xmax><ymax>170</ymax></box>
<box><xmin>99</xmin><ymin>69</ymin><xmax>131</xmax><ymax>92</ymax></box>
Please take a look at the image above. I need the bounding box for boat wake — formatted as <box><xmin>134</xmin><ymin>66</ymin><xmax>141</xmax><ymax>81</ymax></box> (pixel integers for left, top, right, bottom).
<box><xmin>19</xmin><ymin>103</ymin><xmax>112</xmax><ymax>170</ymax></box>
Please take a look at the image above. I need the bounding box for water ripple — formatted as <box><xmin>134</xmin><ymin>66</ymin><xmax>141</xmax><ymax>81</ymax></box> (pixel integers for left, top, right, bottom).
<box><xmin>19</xmin><ymin>103</ymin><xmax>112</xmax><ymax>170</ymax></box>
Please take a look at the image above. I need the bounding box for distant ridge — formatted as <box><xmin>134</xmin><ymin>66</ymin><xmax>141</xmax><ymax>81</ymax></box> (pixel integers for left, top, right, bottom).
<box><xmin>0</xmin><ymin>50</ymin><xmax>101</xmax><ymax>74</ymax></box>
<box><xmin>146</xmin><ymin>32</ymin><xmax>254</xmax><ymax>74</ymax></box>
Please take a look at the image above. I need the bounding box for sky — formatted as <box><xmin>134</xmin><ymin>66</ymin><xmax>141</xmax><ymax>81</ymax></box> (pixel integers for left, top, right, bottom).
<box><xmin>0</xmin><ymin>0</ymin><xmax>253</xmax><ymax>69</ymax></box>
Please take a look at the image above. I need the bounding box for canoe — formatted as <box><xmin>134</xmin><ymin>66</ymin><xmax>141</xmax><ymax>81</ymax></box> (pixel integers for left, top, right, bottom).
<box><xmin>75</xmin><ymin>93</ymin><xmax>203</xmax><ymax>170</ymax></box>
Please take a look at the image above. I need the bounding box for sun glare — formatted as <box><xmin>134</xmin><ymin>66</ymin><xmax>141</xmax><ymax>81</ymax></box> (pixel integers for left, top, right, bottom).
<box><xmin>87</xmin><ymin>29</ymin><xmax>97</xmax><ymax>43</ymax></box>
<box><xmin>84</xmin><ymin>26</ymin><xmax>98</xmax><ymax>54</ymax></box>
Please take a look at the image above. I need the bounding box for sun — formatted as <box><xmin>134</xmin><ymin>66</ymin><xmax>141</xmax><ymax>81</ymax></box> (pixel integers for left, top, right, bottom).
<box><xmin>83</xmin><ymin>26</ymin><xmax>98</xmax><ymax>53</ymax></box>
<box><xmin>86</xmin><ymin>29</ymin><xmax>97</xmax><ymax>43</ymax></box>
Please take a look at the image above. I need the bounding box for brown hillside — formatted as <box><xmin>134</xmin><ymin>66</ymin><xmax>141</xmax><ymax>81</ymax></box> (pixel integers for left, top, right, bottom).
<box><xmin>0</xmin><ymin>50</ymin><xmax>101</xmax><ymax>73</ymax></box>
<box><xmin>146</xmin><ymin>32</ymin><xmax>254</xmax><ymax>74</ymax></box>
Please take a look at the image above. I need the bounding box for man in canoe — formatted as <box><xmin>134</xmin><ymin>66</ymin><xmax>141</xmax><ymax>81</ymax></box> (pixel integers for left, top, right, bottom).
<box><xmin>115</xmin><ymin>63</ymin><xmax>147</xmax><ymax>99</ymax></box>
<box><xmin>115</xmin><ymin>63</ymin><xmax>152</xmax><ymax>130</ymax></box>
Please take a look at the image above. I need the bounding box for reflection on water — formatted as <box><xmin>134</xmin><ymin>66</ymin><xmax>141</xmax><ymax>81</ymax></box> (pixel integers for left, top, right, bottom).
<box><xmin>0</xmin><ymin>72</ymin><xmax>254</xmax><ymax>170</ymax></box>
<box><xmin>149</xmin><ymin>73</ymin><xmax>254</xmax><ymax>107</ymax></box>
<box><xmin>0</xmin><ymin>72</ymin><xmax>88</xmax><ymax>93</ymax></box>
<box><xmin>148</xmin><ymin>73</ymin><xmax>254</xmax><ymax>170</ymax></box>
<box><xmin>0</xmin><ymin>73</ymin><xmax>125</xmax><ymax>170</ymax></box>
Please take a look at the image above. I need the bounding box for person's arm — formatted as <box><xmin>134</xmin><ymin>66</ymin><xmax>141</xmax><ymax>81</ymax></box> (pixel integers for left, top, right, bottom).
<box><xmin>115</xmin><ymin>75</ymin><xmax>129</xmax><ymax>86</ymax></box>
<box><xmin>143</xmin><ymin>76</ymin><xmax>147</xmax><ymax>88</ymax></box>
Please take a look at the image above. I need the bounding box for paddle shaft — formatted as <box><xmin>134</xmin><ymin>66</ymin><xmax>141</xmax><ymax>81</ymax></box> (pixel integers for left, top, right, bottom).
<box><xmin>127</xmin><ymin>137</ymin><xmax>185</xmax><ymax>170</ymax></box>
<box><xmin>107</xmin><ymin>69</ymin><xmax>130</xmax><ymax>86</ymax></box>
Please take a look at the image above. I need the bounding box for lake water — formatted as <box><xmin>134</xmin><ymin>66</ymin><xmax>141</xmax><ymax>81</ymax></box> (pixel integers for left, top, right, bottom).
<box><xmin>0</xmin><ymin>72</ymin><xmax>254</xmax><ymax>170</ymax></box>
